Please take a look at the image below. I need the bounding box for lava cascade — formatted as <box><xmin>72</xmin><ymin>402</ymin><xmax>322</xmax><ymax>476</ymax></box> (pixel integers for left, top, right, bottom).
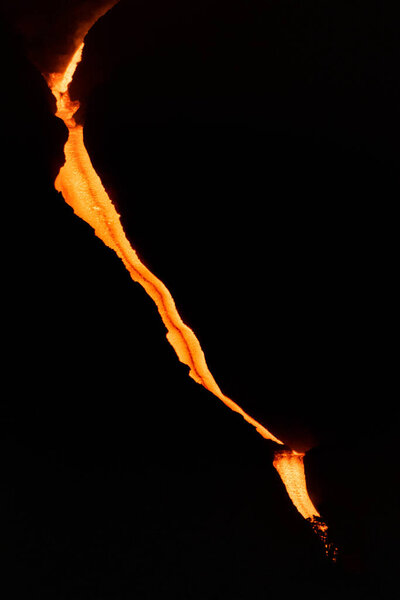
<box><xmin>44</xmin><ymin>4</ymin><xmax>334</xmax><ymax>558</ymax></box>
<box><xmin>273</xmin><ymin>450</ymin><xmax>335</xmax><ymax>558</ymax></box>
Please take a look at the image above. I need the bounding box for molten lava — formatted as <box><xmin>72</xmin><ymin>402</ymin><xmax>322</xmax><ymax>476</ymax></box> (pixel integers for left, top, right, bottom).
<box><xmin>46</xmin><ymin>45</ymin><xmax>283</xmax><ymax>447</ymax></box>
<box><xmin>273</xmin><ymin>450</ymin><xmax>336</xmax><ymax>558</ymax></box>
<box><xmin>273</xmin><ymin>450</ymin><xmax>320</xmax><ymax>521</ymax></box>
<box><xmin>44</xmin><ymin>5</ymin><xmax>334</xmax><ymax>559</ymax></box>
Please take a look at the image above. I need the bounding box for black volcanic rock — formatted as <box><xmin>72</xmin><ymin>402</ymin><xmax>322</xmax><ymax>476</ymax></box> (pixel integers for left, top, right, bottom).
<box><xmin>1</xmin><ymin>19</ymin><xmax>66</xmax><ymax>182</ymax></box>
<box><xmin>1</xmin><ymin>3</ymin><xmax>398</xmax><ymax>599</ymax></box>
<box><xmin>306</xmin><ymin>439</ymin><xmax>399</xmax><ymax>595</ymax></box>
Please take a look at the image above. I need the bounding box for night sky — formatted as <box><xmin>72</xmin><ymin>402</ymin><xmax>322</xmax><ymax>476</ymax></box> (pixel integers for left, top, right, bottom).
<box><xmin>1</xmin><ymin>1</ymin><xmax>399</xmax><ymax>598</ymax></box>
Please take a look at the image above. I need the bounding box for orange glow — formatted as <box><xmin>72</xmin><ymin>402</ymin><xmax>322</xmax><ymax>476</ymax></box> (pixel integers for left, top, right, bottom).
<box><xmin>45</xmin><ymin>8</ymin><xmax>335</xmax><ymax>559</ymax></box>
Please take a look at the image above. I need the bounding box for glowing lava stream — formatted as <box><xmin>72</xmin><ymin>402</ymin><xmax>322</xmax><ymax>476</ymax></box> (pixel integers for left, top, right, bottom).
<box><xmin>47</xmin><ymin>42</ymin><xmax>284</xmax><ymax>447</ymax></box>
<box><xmin>45</xmin><ymin>16</ymin><xmax>333</xmax><ymax>557</ymax></box>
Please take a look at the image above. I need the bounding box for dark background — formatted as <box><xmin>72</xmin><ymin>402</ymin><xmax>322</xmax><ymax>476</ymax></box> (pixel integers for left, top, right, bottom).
<box><xmin>1</xmin><ymin>1</ymin><xmax>398</xmax><ymax>598</ymax></box>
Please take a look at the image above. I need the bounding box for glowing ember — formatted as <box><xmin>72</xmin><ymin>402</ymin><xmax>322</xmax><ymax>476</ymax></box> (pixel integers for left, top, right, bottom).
<box><xmin>44</xmin><ymin>4</ymin><xmax>335</xmax><ymax>559</ymax></box>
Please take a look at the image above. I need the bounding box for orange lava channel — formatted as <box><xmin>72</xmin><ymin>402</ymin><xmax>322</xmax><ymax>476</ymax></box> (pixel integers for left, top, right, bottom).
<box><xmin>273</xmin><ymin>450</ymin><xmax>320</xmax><ymax>521</ymax></box>
<box><xmin>47</xmin><ymin>42</ymin><xmax>283</xmax><ymax>447</ymax></box>
<box><xmin>45</xmin><ymin>20</ymin><xmax>334</xmax><ymax>558</ymax></box>
<box><xmin>273</xmin><ymin>450</ymin><xmax>336</xmax><ymax>558</ymax></box>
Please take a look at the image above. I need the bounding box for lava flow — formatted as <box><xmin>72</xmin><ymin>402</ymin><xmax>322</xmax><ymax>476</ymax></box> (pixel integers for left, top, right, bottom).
<box><xmin>44</xmin><ymin>4</ymin><xmax>335</xmax><ymax>559</ymax></box>
<box><xmin>273</xmin><ymin>450</ymin><xmax>336</xmax><ymax>558</ymax></box>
